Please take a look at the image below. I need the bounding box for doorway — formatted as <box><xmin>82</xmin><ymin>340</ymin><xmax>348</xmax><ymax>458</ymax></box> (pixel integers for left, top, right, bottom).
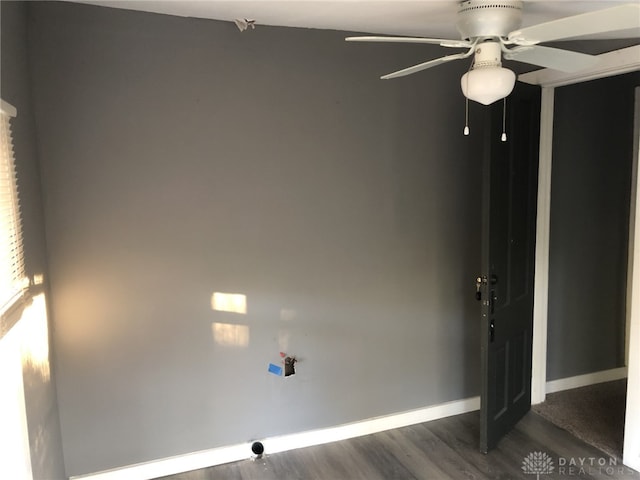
<box><xmin>521</xmin><ymin>46</ymin><xmax>640</xmax><ymax>470</ymax></box>
<box><xmin>537</xmin><ymin>72</ymin><xmax>637</xmax><ymax>458</ymax></box>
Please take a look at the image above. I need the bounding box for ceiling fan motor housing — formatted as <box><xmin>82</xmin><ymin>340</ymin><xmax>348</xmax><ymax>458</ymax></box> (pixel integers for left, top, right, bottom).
<box><xmin>456</xmin><ymin>0</ymin><xmax>523</xmax><ymax>40</ymax></box>
<box><xmin>473</xmin><ymin>41</ymin><xmax>502</xmax><ymax>68</ymax></box>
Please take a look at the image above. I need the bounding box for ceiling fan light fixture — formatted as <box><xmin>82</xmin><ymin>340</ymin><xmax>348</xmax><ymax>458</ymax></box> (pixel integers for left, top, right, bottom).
<box><xmin>460</xmin><ymin>66</ymin><xmax>516</xmax><ymax>105</ymax></box>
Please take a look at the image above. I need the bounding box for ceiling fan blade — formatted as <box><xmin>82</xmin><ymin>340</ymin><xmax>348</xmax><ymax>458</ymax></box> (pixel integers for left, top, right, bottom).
<box><xmin>504</xmin><ymin>45</ymin><xmax>599</xmax><ymax>72</ymax></box>
<box><xmin>508</xmin><ymin>4</ymin><xmax>640</xmax><ymax>44</ymax></box>
<box><xmin>346</xmin><ymin>36</ymin><xmax>472</xmax><ymax>48</ymax></box>
<box><xmin>381</xmin><ymin>52</ymin><xmax>471</xmax><ymax>80</ymax></box>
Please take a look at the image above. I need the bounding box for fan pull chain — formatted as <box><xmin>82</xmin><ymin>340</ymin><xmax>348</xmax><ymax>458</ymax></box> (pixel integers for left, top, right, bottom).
<box><xmin>501</xmin><ymin>98</ymin><xmax>507</xmax><ymax>142</ymax></box>
<box><xmin>464</xmin><ymin>97</ymin><xmax>470</xmax><ymax>136</ymax></box>
<box><xmin>463</xmin><ymin>59</ymin><xmax>473</xmax><ymax>136</ymax></box>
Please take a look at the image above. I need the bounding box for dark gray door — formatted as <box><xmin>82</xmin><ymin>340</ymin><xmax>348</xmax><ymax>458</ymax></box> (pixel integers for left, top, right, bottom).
<box><xmin>479</xmin><ymin>84</ymin><xmax>540</xmax><ymax>453</ymax></box>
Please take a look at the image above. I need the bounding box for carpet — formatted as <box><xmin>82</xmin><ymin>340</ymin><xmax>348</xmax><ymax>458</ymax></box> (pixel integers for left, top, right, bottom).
<box><xmin>531</xmin><ymin>379</ymin><xmax>627</xmax><ymax>459</ymax></box>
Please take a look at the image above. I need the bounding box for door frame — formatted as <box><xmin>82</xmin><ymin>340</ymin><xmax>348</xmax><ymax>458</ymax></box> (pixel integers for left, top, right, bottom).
<box><xmin>519</xmin><ymin>45</ymin><xmax>640</xmax><ymax>471</ymax></box>
<box><xmin>624</xmin><ymin>89</ymin><xmax>640</xmax><ymax>472</ymax></box>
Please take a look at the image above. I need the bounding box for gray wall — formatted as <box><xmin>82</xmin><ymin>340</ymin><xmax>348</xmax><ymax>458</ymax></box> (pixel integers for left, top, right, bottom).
<box><xmin>0</xmin><ymin>2</ymin><xmax>66</xmax><ymax>479</ymax></box>
<box><xmin>547</xmin><ymin>72</ymin><xmax>640</xmax><ymax>380</ymax></box>
<box><xmin>27</xmin><ymin>2</ymin><xmax>485</xmax><ymax>476</ymax></box>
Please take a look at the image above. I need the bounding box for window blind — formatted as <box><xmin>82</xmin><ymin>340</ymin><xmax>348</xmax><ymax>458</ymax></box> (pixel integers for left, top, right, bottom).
<box><xmin>0</xmin><ymin>100</ymin><xmax>26</xmax><ymax>316</ymax></box>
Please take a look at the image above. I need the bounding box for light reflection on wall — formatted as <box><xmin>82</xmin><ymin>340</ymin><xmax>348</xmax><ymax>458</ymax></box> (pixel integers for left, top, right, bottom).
<box><xmin>280</xmin><ymin>308</ymin><xmax>297</xmax><ymax>321</ymax></box>
<box><xmin>0</xmin><ymin>292</ymin><xmax>49</xmax><ymax>479</ymax></box>
<box><xmin>212</xmin><ymin>322</ymin><xmax>250</xmax><ymax>347</ymax></box>
<box><xmin>278</xmin><ymin>329</ymin><xmax>290</xmax><ymax>352</ymax></box>
<box><xmin>0</xmin><ymin>323</ymin><xmax>33</xmax><ymax>480</ymax></box>
<box><xmin>19</xmin><ymin>293</ymin><xmax>50</xmax><ymax>381</ymax></box>
<box><xmin>211</xmin><ymin>292</ymin><xmax>247</xmax><ymax>315</ymax></box>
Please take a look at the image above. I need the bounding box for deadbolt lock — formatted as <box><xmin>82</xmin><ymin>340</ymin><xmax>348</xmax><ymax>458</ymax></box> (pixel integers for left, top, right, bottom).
<box><xmin>475</xmin><ymin>275</ymin><xmax>487</xmax><ymax>301</ymax></box>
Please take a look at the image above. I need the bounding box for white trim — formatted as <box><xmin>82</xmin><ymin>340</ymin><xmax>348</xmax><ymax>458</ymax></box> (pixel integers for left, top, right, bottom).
<box><xmin>0</xmin><ymin>99</ymin><xmax>17</xmax><ymax>118</ymax></box>
<box><xmin>531</xmin><ymin>86</ymin><xmax>554</xmax><ymax>406</ymax></box>
<box><xmin>545</xmin><ymin>367</ymin><xmax>628</xmax><ymax>395</ymax></box>
<box><xmin>69</xmin><ymin>396</ymin><xmax>480</xmax><ymax>480</ymax></box>
<box><xmin>624</xmin><ymin>87</ymin><xmax>640</xmax><ymax>473</ymax></box>
<box><xmin>518</xmin><ymin>45</ymin><xmax>640</xmax><ymax>88</ymax></box>
<box><xmin>627</xmin><ymin>90</ymin><xmax>640</xmax><ymax>367</ymax></box>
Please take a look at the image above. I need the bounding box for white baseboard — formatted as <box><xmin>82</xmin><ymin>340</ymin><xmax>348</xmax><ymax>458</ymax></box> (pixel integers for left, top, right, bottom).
<box><xmin>545</xmin><ymin>367</ymin><xmax>628</xmax><ymax>395</ymax></box>
<box><xmin>70</xmin><ymin>396</ymin><xmax>480</xmax><ymax>480</ymax></box>
<box><xmin>67</xmin><ymin>368</ymin><xmax>631</xmax><ymax>480</ymax></box>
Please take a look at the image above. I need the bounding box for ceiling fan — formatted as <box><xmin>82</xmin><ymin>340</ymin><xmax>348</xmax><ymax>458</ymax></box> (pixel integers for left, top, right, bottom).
<box><xmin>346</xmin><ymin>1</ymin><xmax>640</xmax><ymax>105</ymax></box>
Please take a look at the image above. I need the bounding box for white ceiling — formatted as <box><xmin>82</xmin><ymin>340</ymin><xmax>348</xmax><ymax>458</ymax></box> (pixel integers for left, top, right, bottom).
<box><xmin>65</xmin><ymin>1</ymin><xmax>639</xmax><ymax>39</ymax></box>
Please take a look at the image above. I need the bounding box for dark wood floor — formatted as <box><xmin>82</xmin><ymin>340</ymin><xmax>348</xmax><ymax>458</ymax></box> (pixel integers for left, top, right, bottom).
<box><xmin>157</xmin><ymin>411</ymin><xmax>639</xmax><ymax>479</ymax></box>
